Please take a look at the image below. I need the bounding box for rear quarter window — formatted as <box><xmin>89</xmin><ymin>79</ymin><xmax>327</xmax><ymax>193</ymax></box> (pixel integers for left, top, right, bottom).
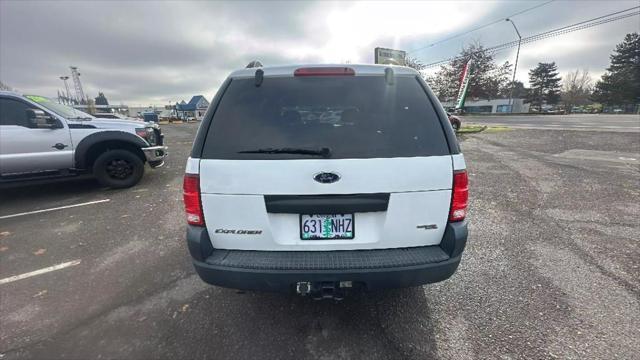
<box><xmin>202</xmin><ymin>75</ymin><xmax>450</xmax><ymax>159</ymax></box>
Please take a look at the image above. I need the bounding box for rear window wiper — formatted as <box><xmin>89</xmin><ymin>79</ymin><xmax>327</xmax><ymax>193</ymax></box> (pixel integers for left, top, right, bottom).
<box><xmin>237</xmin><ymin>147</ymin><xmax>332</xmax><ymax>158</ymax></box>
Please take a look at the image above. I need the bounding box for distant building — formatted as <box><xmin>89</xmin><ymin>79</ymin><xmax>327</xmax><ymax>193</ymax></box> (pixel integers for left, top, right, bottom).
<box><xmin>176</xmin><ymin>95</ymin><xmax>209</xmax><ymax>120</ymax></box>
<box><xmin>441</xmin><ymin>98</ymin><xmax>530</xmax><ymax>114</ymax></box>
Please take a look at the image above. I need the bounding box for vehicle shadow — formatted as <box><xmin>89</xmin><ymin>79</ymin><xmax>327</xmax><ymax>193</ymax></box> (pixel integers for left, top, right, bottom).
<box><xmin>4</xmin><ymin>270</ymin><xmax>440</xmax><ymax>360</ymax></box>
<box><xmin>0</xmin><ymin>177</ymin><xmax>104</xmax><ymax>206</ymax></box>
<box><xmin>169</xmin><ymin>286</ymin><xmax>440</xmax><ymax>360</ymax></box>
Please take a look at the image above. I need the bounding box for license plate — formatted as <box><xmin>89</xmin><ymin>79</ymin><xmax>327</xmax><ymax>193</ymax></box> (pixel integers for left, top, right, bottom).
<box><xmin>300</xmin><ymin>214</ymin><xmax>354</xmax><ymax>240</ymax></box>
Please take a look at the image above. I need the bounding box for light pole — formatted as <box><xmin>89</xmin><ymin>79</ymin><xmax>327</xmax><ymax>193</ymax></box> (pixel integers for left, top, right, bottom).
<box><xmin>506</xmin><ymin>18</ymin><xmax>522</xmax><ymax>113</ymax></box>
<box><xmin>59</xmin><ymin>76</ymin><xmax>71</xmax><ymax>103</ymax></box>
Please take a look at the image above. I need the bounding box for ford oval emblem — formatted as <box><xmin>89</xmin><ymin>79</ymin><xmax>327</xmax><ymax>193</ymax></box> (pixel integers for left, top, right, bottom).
<box><xmin>314</xmin><ymin>172</ymin><xmax>340</xmax><ymax>184</ymax></box>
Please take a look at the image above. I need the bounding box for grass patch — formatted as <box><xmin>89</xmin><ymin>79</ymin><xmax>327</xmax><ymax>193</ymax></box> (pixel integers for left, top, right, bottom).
<box><xmin>457</xmin><ymin>125</ymin><xmax>487</xmax><ymax>134</ymax></box>
<box><xmin>462</xmin><ymin>112</ymin><xmax>533</xmax><ymax>116</ymax></box>
<box><xmin>457</xmin><ymin>125</ymin><xmax>510</xmax><ymax>134</ymax></box>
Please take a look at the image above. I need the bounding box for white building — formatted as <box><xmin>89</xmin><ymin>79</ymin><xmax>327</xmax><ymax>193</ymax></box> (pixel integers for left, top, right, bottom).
<box><xmin>442</xmin><ymin>98</ymin><xmax>530</xmax><ymax>114</ymax></box>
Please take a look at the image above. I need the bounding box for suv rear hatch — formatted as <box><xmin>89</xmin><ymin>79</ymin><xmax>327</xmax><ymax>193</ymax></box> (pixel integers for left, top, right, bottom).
<box><xmin>196</xmin><ymin>68</ymin><xmax>454</xmax><ymax>251</ymax></box>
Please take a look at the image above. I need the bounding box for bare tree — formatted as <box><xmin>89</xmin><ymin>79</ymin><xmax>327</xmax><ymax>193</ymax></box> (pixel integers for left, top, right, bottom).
<box><xmin>405</xmin><ymin>56</ymin><xmax>426</xmax><ymax>72</ymax></box>
<box><xmin>562</xmin><ymin>69</ymin><xmax>592</xmax><ymax>113</ymax></box>
<box><xmin>86</xmin><ymin>97</ymin><xmax>96</xmax><ymax>115</ymax></box>
<box><xmin>0</xmin><ymin>81</ymin><xmax>13</xmax><ymax>91</ymax></box>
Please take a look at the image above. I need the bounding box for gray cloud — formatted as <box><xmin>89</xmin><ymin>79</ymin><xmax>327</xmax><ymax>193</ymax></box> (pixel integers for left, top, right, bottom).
<box><xmin>408</xmin><ymin>0</ymin><xmax>639</xmax><ymax>85</ymax></box>
<box><xmin>1</xmin><ymin>0</ymin><xmax>638</xmax><ymax>103</ymax></box>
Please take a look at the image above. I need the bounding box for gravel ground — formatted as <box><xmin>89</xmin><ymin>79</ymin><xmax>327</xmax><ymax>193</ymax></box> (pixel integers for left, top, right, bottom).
<box><xmin>1</xmin><ymin>124</ymin><xmax>638</xmax><ymax>359</ymax></box>
<box><xmin>428</xmin><ymin>129</ymin><xmax>639</xmax><ymax>359</ymax></box>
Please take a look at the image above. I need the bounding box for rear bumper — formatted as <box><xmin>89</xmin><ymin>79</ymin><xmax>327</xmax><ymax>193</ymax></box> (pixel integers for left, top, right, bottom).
<box><xmin>193</xmin><ymin>252</ymin><xmax>462</xmax><ymax>292</ymax></box>
<box><xmin>187</xmin><ymin>221</ymin><xmax>468</xmax><ymax>292</ymax></box>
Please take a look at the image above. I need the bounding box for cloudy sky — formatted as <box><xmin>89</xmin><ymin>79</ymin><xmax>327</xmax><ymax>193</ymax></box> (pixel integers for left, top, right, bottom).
<box><xmin>1</xmin><ymin>0</ymin><xmax>638</xmax><ymax>105</ymax></box>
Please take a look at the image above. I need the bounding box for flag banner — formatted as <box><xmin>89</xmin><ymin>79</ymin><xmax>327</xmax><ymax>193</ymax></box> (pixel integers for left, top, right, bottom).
<box><xmin>455</xmin><ymin>60</ymin><xmax>473</xmax><ymax>110</ymax></box>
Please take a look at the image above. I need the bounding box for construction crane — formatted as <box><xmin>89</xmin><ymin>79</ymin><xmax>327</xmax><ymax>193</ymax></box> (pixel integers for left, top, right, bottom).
<box><xmin>70</xmin><ymin>66</ymin><xmax>86</xmax><ymax>104</ymax></box>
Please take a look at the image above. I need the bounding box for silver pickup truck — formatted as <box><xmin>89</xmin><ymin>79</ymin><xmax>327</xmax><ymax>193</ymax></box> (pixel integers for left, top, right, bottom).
<box><xmin>0</xmin><ymin>91</ymin><xmax>167</xmax><ymax>188</ymax></box>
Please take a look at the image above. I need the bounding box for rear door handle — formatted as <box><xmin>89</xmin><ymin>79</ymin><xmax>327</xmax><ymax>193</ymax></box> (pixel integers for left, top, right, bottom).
<box><xmin>52</xmin><ymin>143</ymin><xmax>69</xmax><ymax>150</ymax></box>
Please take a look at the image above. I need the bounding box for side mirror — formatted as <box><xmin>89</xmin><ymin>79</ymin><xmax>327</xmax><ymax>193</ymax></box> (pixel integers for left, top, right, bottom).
<box><xmin>26</xmin><ymin>109</ymin><xmax>60</xmax><ymax>129</ymax></box>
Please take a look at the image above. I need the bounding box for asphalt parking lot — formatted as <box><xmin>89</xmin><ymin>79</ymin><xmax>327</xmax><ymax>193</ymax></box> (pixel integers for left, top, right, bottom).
<box><xmin>465</xmin><ymin>113</ymin><xmax>639</xmax><ymax>132</ymax></box>
<box><xmin>1</xmin><ymin>120</ymin><xmax>638</xmax><ymax>359</ymax></box>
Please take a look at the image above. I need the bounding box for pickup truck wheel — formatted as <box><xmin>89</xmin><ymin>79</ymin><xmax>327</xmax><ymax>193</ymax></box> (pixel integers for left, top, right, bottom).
<box><xmin>93</xmin><ymin>149</ymin><xmax>144</xmax><ymax>188</ymax></box>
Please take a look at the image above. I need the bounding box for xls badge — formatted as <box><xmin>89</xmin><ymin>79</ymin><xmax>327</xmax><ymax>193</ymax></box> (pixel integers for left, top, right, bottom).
<box><xmin>416</xmin><ymin>224</ymin><xmax>438</xmax><ymax>230</ymax></box>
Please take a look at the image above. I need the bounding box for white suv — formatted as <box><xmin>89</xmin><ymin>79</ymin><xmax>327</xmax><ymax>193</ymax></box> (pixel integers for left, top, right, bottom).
<box><xmin>184</xmin><ymin>64</ymin><xmax>468</xmax><ymax>299</ymax></box>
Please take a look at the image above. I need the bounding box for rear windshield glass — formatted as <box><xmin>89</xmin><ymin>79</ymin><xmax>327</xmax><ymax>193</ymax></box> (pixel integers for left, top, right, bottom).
<box><xmin>202</xmin><ymin>75</ymin><xmax>449</xmax><ymax>159</ymax></box>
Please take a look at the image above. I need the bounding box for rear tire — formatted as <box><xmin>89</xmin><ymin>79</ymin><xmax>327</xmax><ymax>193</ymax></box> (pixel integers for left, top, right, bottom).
<box><xmin>93</xmin><ymin>149</ymin><xmax>144</xmax><ymax>189</ymax></box>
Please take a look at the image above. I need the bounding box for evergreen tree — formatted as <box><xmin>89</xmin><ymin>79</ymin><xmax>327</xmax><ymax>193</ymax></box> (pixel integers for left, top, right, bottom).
<box><xmin>527</xmin><ymin>62</ymin><xmax>562</xmax><ymax>111</ymax></box>
<box><xmin>95</xmin><ymin>92</ymin><xmax>109</xmax><ymax>106</ymax></box>
<box><xmin>592</xmin><ymin>33</ymin><xmax>640</xmax><ymax>106</ymax></box>
<box><xmin>499</xmin><ymin>80</ymin><xmax>529</xmax><ymax>99</ymax></box>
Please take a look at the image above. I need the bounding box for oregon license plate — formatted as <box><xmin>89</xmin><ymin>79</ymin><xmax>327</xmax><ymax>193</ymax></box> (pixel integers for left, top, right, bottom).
<box><xmin>300</xmin><ymin>214</ymin><xmax>354</xmax><ymax>240</ymax></box>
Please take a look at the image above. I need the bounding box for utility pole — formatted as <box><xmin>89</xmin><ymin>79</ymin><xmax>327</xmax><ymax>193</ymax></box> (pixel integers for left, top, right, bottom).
<box><xmin>506</xmin><ymin>18</ymin><xmax>522</xmax><ymax>113</ymax></box>
<box><xmin>59</xmin><ymin>76</ymin><xmax>71</xmax><ymax>104</ymax></box>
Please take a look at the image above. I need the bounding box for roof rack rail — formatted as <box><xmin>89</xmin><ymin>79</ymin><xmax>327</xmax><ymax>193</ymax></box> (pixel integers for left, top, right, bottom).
<box><xmin>246</xmin><ymin>60</ymin><xmax>263</xmax><ymax>69</ymax></box>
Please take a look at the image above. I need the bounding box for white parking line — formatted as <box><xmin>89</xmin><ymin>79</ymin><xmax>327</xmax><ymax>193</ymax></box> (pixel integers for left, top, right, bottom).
<box><xmin>0</xmin><ymin>199</ymin><xmax>110</xmax><ymax>220</ymax></box>
<box><xmin>0</xmin><ymin>260</ymin><xmax>81</xmax><ymax>285</ymax></box>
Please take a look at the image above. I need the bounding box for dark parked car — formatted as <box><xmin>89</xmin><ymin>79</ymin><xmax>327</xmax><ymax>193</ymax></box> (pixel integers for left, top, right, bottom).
<box><xmin>447</xmin><ymin>112</ymin><xmax>461</xmax><ymax>131</ymax></box>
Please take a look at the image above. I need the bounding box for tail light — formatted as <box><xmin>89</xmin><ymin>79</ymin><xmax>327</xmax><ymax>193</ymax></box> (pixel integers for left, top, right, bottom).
<box><xmin>183</xmin><ymin>174</ymin><xmax>204</xmax><ymax>226</ymax></box>
<box><xmin>449</xmin><ymin>170</ymin><xmax>469</xmax><ymax>222</ymax></box>
<box><xmin>294</xmin><ymin>67</ymin><xmax>355</xmax><ymax>76</ymax></box>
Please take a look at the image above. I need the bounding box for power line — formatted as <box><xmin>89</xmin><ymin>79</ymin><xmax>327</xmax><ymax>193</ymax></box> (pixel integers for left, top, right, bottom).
<box><xmin>517</xmin><ymin>5</ymin><xmax>640</xmax><ymax>44</ymax></box>
<box><xmin>408</xmin><ymin>0</ymin><xmax>555</xmax><ymax>54</ymax></box>
<box><xmin>484</xmin><ymin>12</ymin><xmax>639</xmax><ymax>56</ymax></box>
<box><xmin>422</xmin><ymin>6</ymin><xmax>640</xmax><ymax>67</ymax></box>
<box><xmin>421</xmin><ymin>7</ymin><xmax>640</xmax><ymax>69</ymax></box>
